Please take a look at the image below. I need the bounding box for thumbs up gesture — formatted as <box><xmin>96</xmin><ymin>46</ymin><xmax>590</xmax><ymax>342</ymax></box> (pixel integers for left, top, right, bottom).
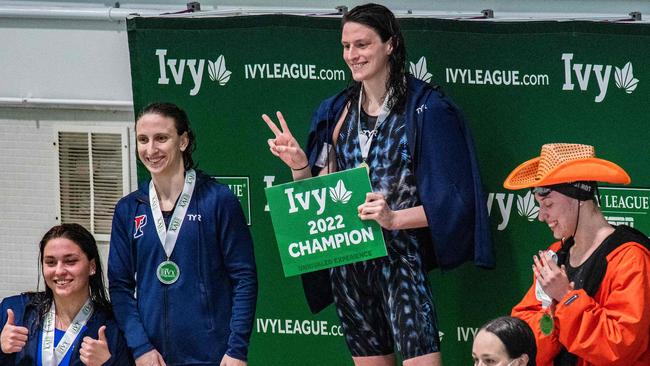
<box><xmin>1</xmin><ymin>309</ymin><xmax>29</xmax><ymax>353</ymax></box>
<box><xmin>80</xmin><ymin>325</ymin><xmax>111</xmax><ymax>366</ymax></box>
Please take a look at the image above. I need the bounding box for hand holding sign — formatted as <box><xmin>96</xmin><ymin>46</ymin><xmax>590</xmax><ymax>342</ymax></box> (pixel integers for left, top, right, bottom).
<box><xmin>80</xmin><ymin>325</ymin><xmax>111</xmax><ymax>366</ymax></box>
<box><xmin>358</xmin><ymin>192</ymin><xmax>396</xmax><ymax>230</ymax></box>
<box><xmin>1</xmin><ymin>309</ymin><xmax>28</xmax><ymax>353</ymax></box>
<box><xmin>358</xmin><ymin>192</ymin><xmax>429</xmax><ymax>231</ymax></box>
<box><xmin>266</xmin><ymin>167</ymin><xmax>387</xmax><ymax>276</ymax></box>
<box><xmin>262</xmin><ymin>111</ymin><xmax>309</xmax><ymax>170</ymax></box>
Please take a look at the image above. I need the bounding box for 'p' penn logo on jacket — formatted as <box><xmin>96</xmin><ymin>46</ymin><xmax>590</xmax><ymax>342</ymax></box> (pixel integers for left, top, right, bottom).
<box><xmin>134</xmin><ymin>214</ymin><xmax>147</xmax><ymax>238</ymax></box>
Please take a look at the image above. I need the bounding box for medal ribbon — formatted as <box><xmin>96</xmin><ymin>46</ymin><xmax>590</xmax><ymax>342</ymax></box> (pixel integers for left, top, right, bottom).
<box><xmin>149</xmin><ymin>169</ymin><xmax>196</xmax><ymax>259</ymax></box>
<box><xmin>357</xmin><ymin>87</ymin><xmax>393</xmax><ymax>163</ymax></box>
<box><xmin>41</xmin><ymin>299</ymin><xmax>93</xmax><ymax>366</ymax></box>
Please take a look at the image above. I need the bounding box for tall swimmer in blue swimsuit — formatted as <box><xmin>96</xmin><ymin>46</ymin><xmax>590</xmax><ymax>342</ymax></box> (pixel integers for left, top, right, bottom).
<box><xmin>263</xmin><ymin>4</ymin><xmax>493</xmax><ymax>365</ymax></box>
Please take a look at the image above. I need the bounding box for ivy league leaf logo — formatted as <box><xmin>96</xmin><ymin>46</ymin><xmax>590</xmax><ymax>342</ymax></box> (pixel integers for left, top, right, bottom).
<box><xmin>614</xmin><ymin>62</ymin><xmax>639</xmax><ymax>94</ymax></box>
<box><xmin>409</xmin><ymin>56</ymin><xmax>432</xmax><ymax>83</ymax></box>
<box><xmin>207</xmin><ymin>55</ymin><xmax>232</xmax><ymax>86</ymax></box>
<box><xmin>329</xmin><ymin>180</ymin><xmax>352</xmax><ymax>204</ymax></box>
<box><xmin>517</xmin><ymin>191</ymin><xmax>539</xmax><ymax>222</ymax></box>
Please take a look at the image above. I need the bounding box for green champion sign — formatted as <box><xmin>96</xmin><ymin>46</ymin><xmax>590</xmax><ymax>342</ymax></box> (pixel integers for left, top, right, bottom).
<box><xmin>265</xmin><ymin>167</ymin><xmax>386</xmax><ymax>277</ymax></box>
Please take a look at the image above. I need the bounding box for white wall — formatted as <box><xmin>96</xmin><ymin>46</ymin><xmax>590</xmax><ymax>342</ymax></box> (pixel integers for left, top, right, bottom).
<box><xmin>0</xmin><ymin>3</ymin><xmax>139</xmax><ymax>298</ymax></box>
<box><xmin>0</xmin><ymin>17</ymin><xmax>133</xmax><ymax>103</ymax></box>
<box><xmin>0</xmin><ymin>116</ymin><xmax>58</xmax><ymax>298</ymax></box>
<box><xmin>0</xmin><ymin>108</ymin><xmax>136</xmax><ymax>299</ymax></box>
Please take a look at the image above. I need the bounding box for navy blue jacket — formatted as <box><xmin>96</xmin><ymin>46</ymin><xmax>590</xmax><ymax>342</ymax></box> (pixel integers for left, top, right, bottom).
<box><xmin>302</xmin><ymin>75</ymin><xmax>495</xmax><ymax>313</ymax></box>
<box><xmin>108</xmin><ymin>171</ymin><xmax>257</xmax><ymax>365</ymax></box>
<box><xmin>0</xmin><ymin>294</ymin><xmax>133</xmax><ymax>365</ymax></box>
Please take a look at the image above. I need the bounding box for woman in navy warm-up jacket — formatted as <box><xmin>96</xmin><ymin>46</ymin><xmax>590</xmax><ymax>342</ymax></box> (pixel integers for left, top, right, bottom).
<box><xmin>0</xmin><ymin>224</ymin><xmax>133</xmax><ymax>366</ymax></box>
<box><xmin>108</xmin><ymin>102</ymin><xmax>257</xmax><ymax>366</ymax></box>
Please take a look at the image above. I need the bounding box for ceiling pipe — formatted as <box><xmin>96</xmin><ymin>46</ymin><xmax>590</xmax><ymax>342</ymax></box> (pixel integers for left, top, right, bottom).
<box><xmin>0</xmin><ymin>97</ymin><xmax>133</xmax><ymax>111</ymax></box>
<box><xmin>0</xmin><ymin>4</ymin><xmax>172</xmax><ymax>21</ymax></box>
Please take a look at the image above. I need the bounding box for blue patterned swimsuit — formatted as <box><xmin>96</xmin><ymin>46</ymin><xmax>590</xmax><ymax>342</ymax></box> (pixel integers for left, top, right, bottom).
<box><xmin>330</xmin><ymin>102</ymin><xmax>440</xmax><ymax>359</ymax></box>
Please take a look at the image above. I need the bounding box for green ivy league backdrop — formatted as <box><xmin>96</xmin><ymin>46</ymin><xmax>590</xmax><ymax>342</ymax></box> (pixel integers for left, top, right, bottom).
<box><xmin>127</xmin><ymin>14</ymin><xmax>650</xmax><ymax>364</ymax></box>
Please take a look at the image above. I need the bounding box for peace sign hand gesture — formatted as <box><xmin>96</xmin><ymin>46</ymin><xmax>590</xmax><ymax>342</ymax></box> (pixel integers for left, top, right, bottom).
<box><xmin>262</xmin><ymin>111</ymin><xmax>309</xmax><ymax>170</ymax></box>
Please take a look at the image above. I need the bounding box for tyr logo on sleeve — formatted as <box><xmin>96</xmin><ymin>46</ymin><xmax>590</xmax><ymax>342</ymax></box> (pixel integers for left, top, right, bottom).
<box><xmin>134</xmin><ymin>214</ymin><xmax>147</xmax><ymax>238</ymax></box>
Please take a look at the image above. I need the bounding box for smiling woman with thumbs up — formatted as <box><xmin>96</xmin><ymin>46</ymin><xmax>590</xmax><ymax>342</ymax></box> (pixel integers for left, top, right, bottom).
<box><xmin>0</xmin><ymin>224</ymin><xmax>133</xmax><ymax>365</ymax></box>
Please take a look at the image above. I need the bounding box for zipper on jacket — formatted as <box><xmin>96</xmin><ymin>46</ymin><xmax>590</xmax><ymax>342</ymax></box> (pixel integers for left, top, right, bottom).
<box><xmin>163</xmin><ymin>286</ymin><xmax>168</xmax><ymax>360</ymax></box>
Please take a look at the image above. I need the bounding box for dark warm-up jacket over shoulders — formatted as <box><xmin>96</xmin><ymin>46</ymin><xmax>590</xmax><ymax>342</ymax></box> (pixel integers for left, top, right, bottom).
<box><xmin>302</xmin><ymin>75</ymin><xmax>495</xmax><ymax>313</ymax></box>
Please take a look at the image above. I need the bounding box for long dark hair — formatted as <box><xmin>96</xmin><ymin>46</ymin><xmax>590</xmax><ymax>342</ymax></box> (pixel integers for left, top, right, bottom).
<box><xmin>32</xmin><ymin>224</ymin><xmax>111</xmax><ymax>322</ymax></box>
<box><xmin>137</xmin><ymin>102</ymin><xmax>197</xmax><ymax>171</ymax></box>
<box><xmin>342</xmin><ymin>3</ymin><xmax>407</xmax><ymax>112</ymax></box>
<box><xmin>481</xmin><ymin>316</ymin><xmax>537</xmax><ymax>365</ymax></box>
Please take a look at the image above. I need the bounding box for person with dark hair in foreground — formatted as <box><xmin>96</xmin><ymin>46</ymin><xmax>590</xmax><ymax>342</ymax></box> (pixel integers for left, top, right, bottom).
<box><xmin>0</xmin><ymin>224</ymin><xmax>133</xmax><ymax>365</ymax></box>
<box><xmin>505</xmin><ymin>143</ymin><xmax>650</xmax><ymax>366</ymax></box>
<box><xmin>472</xmin><ymin>316</ymin><xmax>536</xmax><ymax>366</ymax></box>
<box><xmin>109</xmin><ymin>102</ymin><xmax>257</xmax><ymax>366</ymax></box>
<box><xmin>263</xmin><ymin>3</ymin><xmax>493</xmax><ymax>365</ymax></box>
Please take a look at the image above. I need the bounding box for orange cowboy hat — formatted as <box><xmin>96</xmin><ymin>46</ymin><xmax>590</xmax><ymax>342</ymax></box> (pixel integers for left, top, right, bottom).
<box><xmin>503</xmin><ymin>143</ymin><xmax>630</xmax><ymax>190</ymax></box>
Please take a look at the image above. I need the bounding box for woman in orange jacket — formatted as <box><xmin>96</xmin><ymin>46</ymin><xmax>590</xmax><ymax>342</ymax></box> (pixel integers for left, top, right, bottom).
<box><xmin>504</xmin><ymin>143</ymin><xmax>650</xmax><ymax>366</ymax></box>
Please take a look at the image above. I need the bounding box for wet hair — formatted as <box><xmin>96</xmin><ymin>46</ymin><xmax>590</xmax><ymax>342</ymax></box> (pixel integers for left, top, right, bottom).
<box><xmin>342</xmin><ymin>3</ymin><xmax>407</xmax><ymax>112</ymax></box>
<box><xmin>480</xmin><ymin>316</ymin><xmax>537</xmax><ymax>366</ymax></box>
<box><xmin>31</xmin><ymin>224</ymin><xmax>111</xmax><ymax>322</ymax></box>
<box><xmin>137</xmin><ymin>102</ymin><xmax>197</xmax><ymax>170</ymax></box>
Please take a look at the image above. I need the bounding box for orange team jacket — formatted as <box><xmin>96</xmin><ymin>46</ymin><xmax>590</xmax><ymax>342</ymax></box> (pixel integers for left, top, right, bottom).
<box><xmin>512</xmin><ymin>240</ymin><xmax>650</xmax><ymax>366</ymax></box>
